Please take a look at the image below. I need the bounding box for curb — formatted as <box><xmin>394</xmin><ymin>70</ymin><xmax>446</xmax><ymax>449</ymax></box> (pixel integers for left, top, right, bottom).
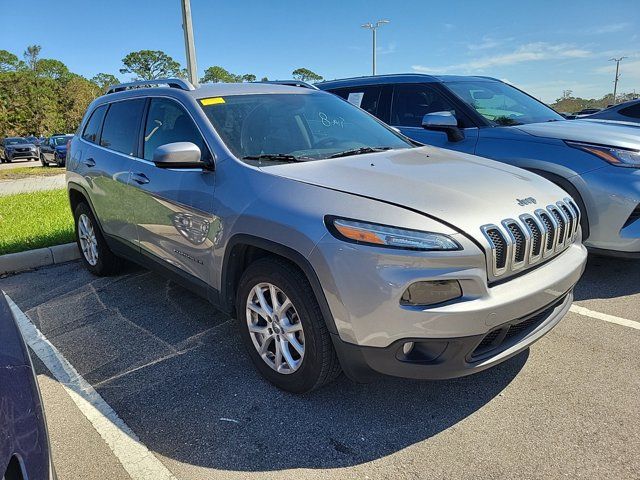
<box><xmin>0</xmin><ymin>243</ymin><xmax>80</xmax><ymax>276</ymax></box>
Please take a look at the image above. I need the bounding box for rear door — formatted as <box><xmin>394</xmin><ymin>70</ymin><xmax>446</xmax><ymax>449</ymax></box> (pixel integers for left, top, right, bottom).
<box><xmin>128</xmin><ymin>96</ymin><xmax>216</xmax><ymax>286</ymax></box>
<box><xmin>390</xmin><ymin>83</ymin><xmax>478</xmax><ymax>152</ymax></box>
<box><xmin>82</xmin><ymin>99</ymin><xmax>144</xmax><ymax>243</ymax></box>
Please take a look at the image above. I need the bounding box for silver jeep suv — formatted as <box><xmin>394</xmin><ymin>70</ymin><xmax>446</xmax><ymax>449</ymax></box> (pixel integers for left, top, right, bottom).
<box><xmin>67</xmin><ymin>78</ymin><xmax>587</xmax><ymax>393</ymax></box>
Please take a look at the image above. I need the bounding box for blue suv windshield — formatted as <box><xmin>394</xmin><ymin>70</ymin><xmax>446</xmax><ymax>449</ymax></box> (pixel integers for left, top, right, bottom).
<box><xmin>446</xmin><ymin>81</ymin><xmax>564</xmax><ymax>126</ymax></box>
<box><xmin>200</xmin><ymin>92</ymin><xmax>412</xmax><ymax>162</ymax></box>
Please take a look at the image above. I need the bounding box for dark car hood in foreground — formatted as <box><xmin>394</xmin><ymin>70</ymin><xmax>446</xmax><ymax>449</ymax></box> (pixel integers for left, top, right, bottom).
<box><xmin>263</xmin><ymin>146</ymin><xmax>570</xmax><ymax>243</ymax></box>
<box><xmin>513</xmin><ymin>119</ymin><xmax>640</xmax><ymax>150</ymax></box>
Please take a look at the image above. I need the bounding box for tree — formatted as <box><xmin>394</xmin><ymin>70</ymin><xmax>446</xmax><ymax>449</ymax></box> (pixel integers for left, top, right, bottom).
<box><xmin>200</xmin><ymin>65</ymin><xmax>241</xmax><ymax>83</ymax></box>
<box><xmin>292</xmin><ymin>68</ymin><xmax>322</xmax><ymax>82</ymax></box>
<box><xmin>91</xmin><ymin>73</ymin><xmax>120</xmax><ymax>90</ymax></box>
<box><xmin>119</xmin><ymin>50</ymin><xmax>183</xmax><ymax>80</ymax></box>
<box><xmin>23</xmin><ymin>45</ymin><xmax>42</xmax><ymax>71</ymax></box>
<box><xmin>0</xmin><ymin>50</ymin><xmax>22</xmax><ymax>72</ymax></box>
<box><xmin>260</xmin><ymin>76</ymin><xmax>269</xmax><ymax>82</ymax></box>
<box><xmin>36</xmin><ymin>59</ymin><xmax>70</xmax><ymax>80</ymax></box>
<box><xmin>241</xmin><ymin>73</ymin><xmax>256</xmax><ymax>83</ymax></box>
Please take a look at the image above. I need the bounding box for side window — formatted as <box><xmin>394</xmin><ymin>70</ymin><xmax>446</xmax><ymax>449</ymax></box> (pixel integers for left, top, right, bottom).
<box><xmin>391</xmin><ymin>84</ymin><xmax>458</xmax><ymax>127</ymax></box>
<box><xmin>81</xmin><ymin>105</ymin><xmax>107</xmax><ymax>144</ymax></box>
<box><xmin>143</xmin><ymin>98</ymin><xmax>209</xmax><ymax>161</ymax></box>
<box><xmin>100</xmin><ymin>99</ymin><xmax>146</xmax><ymax>156</ymax></box>
<box><xmin>619</xmin><ymin>103</ymin><xmax>640</xmax><ymax>119</ymax></box>
<box><xmin>330</xmin><ymin>86</ymin><xmax>382</xmax><ymax>116</ymax></box>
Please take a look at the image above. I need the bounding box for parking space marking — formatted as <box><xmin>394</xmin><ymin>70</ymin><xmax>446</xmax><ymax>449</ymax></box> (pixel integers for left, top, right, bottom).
<box><xmin>570</xmin><ymin>304</ymin><xmax>640</xmax><ymax>330</ymax></box>
<box><xmin>4</xmin><ymin>293</ymin><xmax>178</xmax><ymax>480</ymax></box>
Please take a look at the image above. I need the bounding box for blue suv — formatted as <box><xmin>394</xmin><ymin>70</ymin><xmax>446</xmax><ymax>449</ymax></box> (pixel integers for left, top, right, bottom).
<box><xmin>318</xmin><ymin>74</ymin><xmax>640</xmax><ymax>258</ymax></box>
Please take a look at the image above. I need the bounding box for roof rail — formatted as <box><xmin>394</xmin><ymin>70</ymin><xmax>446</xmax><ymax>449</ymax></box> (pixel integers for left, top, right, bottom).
<box><xmin>258</xmin><ymin>80</ymin><xmax>319</xmax><ymax>90</ymax></box>
<box><xmin>105</xmin><ymin>78</ymin><xmax>195</xmax><ymax>94</ymax></box>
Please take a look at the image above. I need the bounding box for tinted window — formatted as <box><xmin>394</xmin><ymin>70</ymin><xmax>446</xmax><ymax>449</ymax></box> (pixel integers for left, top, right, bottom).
<box><xmin>100</xmin><ymin>99</ymin><xmax>146</xmax><ymax>155</ymax></box>
<box><xmin>82</xmin><ymin>105</ymin><xmax>107</xmax><ymax>144</ymax></box>
<box><xmin>619</xmin><ymin>103</ymin><xmax>640</xmax><ymax>119</ymax></box>
<box><xmin>391</xmin><ymin>84</ymin><xmax>458</xmax><ymax>127</ymax></box>
<box><xmin>143</xmin><ymin>98</ymin><xmax>209</xmax><ymax>161</ymax></box>
<box><xmin>331</xmin><ymin>86</ymin><xmax>383</xmax><ymax>116</ymax></box>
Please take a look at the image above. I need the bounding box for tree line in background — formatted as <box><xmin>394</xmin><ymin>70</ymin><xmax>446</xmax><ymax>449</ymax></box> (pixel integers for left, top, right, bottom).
<box><xmin>0</xmin><ymin>46</ymin><xmax>324</xmax><ymax>137</ymax></box>
<box><xmin>550</xmin><ymin>89</ymin><xmax>638</xmax><ymax>113</ymax></box>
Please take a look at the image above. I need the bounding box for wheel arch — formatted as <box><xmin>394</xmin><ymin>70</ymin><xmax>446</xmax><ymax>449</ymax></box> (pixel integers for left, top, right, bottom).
<box><xmin>221</xmin><ymin>234</ymin><xmax>338</xmax><ymax>334</ymax></box>
<box><xmin>526</xmin><ymin>168</ymin><xmax>591</xmax><ymax>240</ymax></box>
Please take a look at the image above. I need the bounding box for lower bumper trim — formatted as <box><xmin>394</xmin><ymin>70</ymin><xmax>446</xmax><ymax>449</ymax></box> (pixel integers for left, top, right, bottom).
<box><xmin>332</xmin><ymin>291</ymin><xmax>573</xmax><ymax>382</ymax></box>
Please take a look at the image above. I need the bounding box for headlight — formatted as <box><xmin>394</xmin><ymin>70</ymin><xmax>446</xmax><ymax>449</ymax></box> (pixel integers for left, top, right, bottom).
<box><xmin>567</xmin><ymin>141</ymin><xmax>640</xmax><ymax>168</ymax></box>
<box><xmin>326</xmin><ymin>217</ymin><xmax>462</xmax><ymax>251</ymax></box>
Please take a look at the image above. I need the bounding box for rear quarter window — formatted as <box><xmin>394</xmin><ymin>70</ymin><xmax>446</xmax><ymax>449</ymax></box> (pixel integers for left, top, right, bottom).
<box><xmin>82</xmin><ymin>104</ymin><xmax>107</xmax><ymax>144</ymax></box>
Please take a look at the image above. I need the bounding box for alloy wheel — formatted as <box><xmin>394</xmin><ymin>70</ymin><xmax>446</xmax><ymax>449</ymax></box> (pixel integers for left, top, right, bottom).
<box><xmin>78</xmin><ymin>213</ymin><xmax>98</xmax><ymax>266</ymax></box>
<box><xmin>246</xmin><ymin>282</ymin><xmax>305</xmax><ymax>374</ymax></box>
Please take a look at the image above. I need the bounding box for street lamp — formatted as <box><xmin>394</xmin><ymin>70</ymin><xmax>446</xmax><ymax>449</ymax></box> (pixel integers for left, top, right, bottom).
<box><xmin>181</xmin><ymin>0</ymin><xmax>198</xmax><ymax>87</ymax></box>
<box><xmin>361</xmin><ymin>20</ymin><xmax>390</xmax><ymax>76</ymax></box>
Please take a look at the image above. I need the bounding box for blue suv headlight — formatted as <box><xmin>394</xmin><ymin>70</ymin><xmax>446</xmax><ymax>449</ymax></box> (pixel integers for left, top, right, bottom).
<box><xmin>567</xmin><ymin>141</ymin><xmax>640</xmax><ymax>168</ymax></box>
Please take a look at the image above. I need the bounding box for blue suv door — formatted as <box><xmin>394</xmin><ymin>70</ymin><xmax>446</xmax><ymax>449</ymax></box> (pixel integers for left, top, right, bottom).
<box><xmin>390</xmin><ymin>83</ymin><xmax>478</xmax><ymax>153</ymax></box>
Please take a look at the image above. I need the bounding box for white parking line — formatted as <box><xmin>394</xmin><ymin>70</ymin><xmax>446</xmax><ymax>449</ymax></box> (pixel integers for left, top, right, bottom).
<box><xmin>570</xmin><ymin>304</ymin><xmax>640</xmax><ymax>331</ymax></box>
<box><xmin>4</xmin><ymin>293</ymin><xmax>178</xmax><ymax>480</ymax></box>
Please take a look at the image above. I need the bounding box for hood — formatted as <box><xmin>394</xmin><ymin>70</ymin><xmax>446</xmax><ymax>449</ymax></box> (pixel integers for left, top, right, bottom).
<box><xmin>262</xmin><ymin>146</ymin><xmax>571</xmax><ymax>244</ymax></box>
<box><xmin>513</xmin><ymin>120</ymin><xmax>640</xmax><ymax>150</ymax></box>
<box><xmin>7</xmin><ymin>143</ymin><xmax>36</xmax><ymax>149</ymax></box>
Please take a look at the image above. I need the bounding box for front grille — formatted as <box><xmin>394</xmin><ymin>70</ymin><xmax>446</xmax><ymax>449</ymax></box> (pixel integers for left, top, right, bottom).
<box><xmin>524</xmin><ymin>217</ymin><xmax>542</xmax><ymax>257</ymax></box>
<box><xmin>469</xmin><ymin>295</ymin><xmax>566</xmax><ymax>361</ymax></box>
<box><xmin>623</xmin><ymin>206</ymin><xmax>640</xmax><ymax>229</ymax></box>
<box><xmin>482</xmin><ymin>198</ymin><xmax>580</xmax><ymax>278</ymax></box>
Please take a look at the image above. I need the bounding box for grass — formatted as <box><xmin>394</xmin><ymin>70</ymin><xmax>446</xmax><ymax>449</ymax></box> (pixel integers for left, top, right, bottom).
<box><xmin>0</xmin><ymin>188</ymin><xmax>74</xmax><ymax>255</ymax></box>
<box><xmin>0</xmin><ymin>166</ymin><xmax>65</xmax><ymax>180</ymax></box>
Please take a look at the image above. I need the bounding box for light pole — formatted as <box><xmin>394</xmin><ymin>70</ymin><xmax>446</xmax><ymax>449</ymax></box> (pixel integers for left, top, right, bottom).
<box><xmin>609</xmin><ymin>56</ymin><xmax>627</xmax><ymax>105</ymax></box>
<box><xmin>361</xmin><ymin>20</ymin><xmax>390</xmax><ymax>75</ymax></box>
<box><xmin>181</xmin><ymin>0</ymin><xmax>198</xmax><ymax>86</ymax></box>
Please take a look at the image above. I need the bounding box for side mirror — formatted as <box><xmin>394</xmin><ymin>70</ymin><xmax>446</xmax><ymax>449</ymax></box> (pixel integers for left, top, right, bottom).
<box><xmin>153</xmin><ymin>142</ymin><xmax>209</xmax><ymax>169</ymax></box>
<box><xmin>421</xmin><ymin>111</ymin><xmax>465</xmax><ymax>142</ymax></box>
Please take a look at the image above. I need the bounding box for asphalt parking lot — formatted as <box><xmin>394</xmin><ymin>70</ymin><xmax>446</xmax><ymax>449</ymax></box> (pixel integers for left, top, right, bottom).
<box><xmin>1</xmin><ymin>255</ymin><xmax>639</xmax><ymax>480</ymax></box>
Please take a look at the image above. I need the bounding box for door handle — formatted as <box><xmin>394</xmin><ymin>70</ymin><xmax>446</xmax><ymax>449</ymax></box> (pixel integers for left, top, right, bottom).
<box><xmin>83</xmin><ymin>157</ymin><xmax>96</xmax><ymax>167</ymax></box>
<box><xmin>132</xmin><ymin>172</ymin><xmax>150</xmax><ymax>185</ymax></box>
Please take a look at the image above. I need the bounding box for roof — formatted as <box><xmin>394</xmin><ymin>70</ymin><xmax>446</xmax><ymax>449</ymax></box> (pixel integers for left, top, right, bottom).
<box><xmin>317</xmin><ymin>73</ymin><xmax>502</xmax><ymax>89</ymax></box>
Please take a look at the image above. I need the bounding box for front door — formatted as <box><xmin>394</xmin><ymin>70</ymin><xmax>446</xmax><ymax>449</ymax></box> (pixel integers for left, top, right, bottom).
<box><xmin>391</xmin><ymin>83</ymin><xmax>478</xmax><ymax>153</ymax></box>
<box><xmin>129</xmin><ymin>97</ymin><xmax>217</xmax><ymax>286</ymax></box>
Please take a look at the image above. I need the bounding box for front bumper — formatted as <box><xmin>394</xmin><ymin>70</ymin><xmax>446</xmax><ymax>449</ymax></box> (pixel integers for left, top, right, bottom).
<box><xmin>7</xmin><ymin>150</ymin><xmax>37</xmax><ymax>160</ymax></box>
<box><xmin>332</xmin><ymin>291</ymin><xmax>572</xmax><ymax>381</ymax></box>
<box><xmin>579</xmin><ymin>165</ymin><xmax>640</xmax><ymax>255</ymax></box>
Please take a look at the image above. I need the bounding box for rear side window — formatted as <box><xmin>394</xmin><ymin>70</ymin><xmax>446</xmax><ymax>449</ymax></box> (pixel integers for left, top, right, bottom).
<box><xmin>330</xmin><ymin>86</ymin><xmax>382</xmax><ymax>116</ymax></box>
<box><xmin>619</xmin><ymin>103</ymin><xmax>640</xmax><ymax>119</ymax></box>
<box><xmin>391</xmin><ymin>84</ymin><xmax>458</xmax><ymax>127</ymax></box>
<box><xmin>143</xmin><ymin>98</ymin><xmax>209</xmax><ymax>161</ymax></box>
<box><xmin>100</xmin><ymin>99</ymin><xmax>146</xmax><ymax>156</ymax></box>
<box><xmin>82</xmin><ymin>105</ymin><xmax>107</xmax><ymax>144</ymax></box>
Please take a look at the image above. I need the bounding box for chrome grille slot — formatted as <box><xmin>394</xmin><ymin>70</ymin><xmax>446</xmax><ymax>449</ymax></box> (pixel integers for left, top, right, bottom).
<box><xmin>483</xmin><ymin>200</ymin><xmax>578</xmax><ymax>279</ymax></box>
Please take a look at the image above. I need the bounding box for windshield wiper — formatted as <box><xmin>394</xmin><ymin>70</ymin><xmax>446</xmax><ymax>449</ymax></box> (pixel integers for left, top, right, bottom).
<box><xmin>242</xmin><ymin>153</ymin><xmax>306</xmax><ymax>163</ymax></box>
<box><xmin>328</xmin><ymin>146</ymin><xmax>391</xmax><ymax>159</ymax></box>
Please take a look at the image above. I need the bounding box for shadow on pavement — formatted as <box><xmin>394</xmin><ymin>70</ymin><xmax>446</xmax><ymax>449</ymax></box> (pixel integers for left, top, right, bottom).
<box><xmin>574</xmin><ymin>255</ymin><xmax>640</xmax><ymax>301</ymax></box>
<box><xmin>1</xmin><ymin>261</ymin><xmax>526</xmax><ymax>472</ymax></box>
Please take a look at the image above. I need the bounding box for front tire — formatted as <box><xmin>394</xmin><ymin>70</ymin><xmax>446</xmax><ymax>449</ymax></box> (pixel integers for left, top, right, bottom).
<box><xmin>73</xmin><ymin>202</ymin><xmax>123</xmax><ymax>276</ymax></box>
<box><xmin>40</xmin><ymin>153</ymin><xmax>48</xmax><ymax>167</ymax></box>
<box><xmin>236</xmin><ymin>257</ymin><xmax>341</xmax><ymax>393</ymax></box>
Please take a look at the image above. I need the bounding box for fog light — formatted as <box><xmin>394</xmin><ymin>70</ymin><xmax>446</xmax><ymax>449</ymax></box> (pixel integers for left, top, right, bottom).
<box><xmin>400</xmin><ymin>280</ymin><xmax>462</xmax><ymax>306</ymax></box>
<box><xmin>402</xmin><ymin>342</ymin><xmax>415</xmax><ymax>355</ymax></box>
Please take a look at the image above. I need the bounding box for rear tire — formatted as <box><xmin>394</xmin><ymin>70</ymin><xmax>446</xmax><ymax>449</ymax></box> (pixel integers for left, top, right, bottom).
<box><xmin>73</xmin><ymin>202</ymin><xmax>123</xmax><ymax>276</ymax></box>
<box><xmin>236</xmin><ymin>257</ymin><xmax>341</xmax><ymax>393</ymax></box>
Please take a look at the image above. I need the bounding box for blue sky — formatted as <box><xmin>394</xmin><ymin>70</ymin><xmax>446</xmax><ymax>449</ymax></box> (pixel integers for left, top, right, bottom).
<box><xmin>2</xmin><ymin>0</ymin><xmax>639</xmax><ymax>102</ymax></box>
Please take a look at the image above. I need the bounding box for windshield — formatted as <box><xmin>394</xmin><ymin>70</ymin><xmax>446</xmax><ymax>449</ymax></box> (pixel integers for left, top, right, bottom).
<box><xmin>53</xmin><ymin>136</ymin><xmax>71</xmax><ymax>146</ymax></box>
<box><xmin>446</xmin><ymin>81</ymin><xmax>563</xmax><ymax>126</ymax></box>
<box><xmin>6</xmin><ymin>138</ymin><xmax>27</xmax><ymax>145</ymax></box>
<box><xmin>200</xmin><ymin>92</ymin><xmax>412</xmax><ymax>162</ymax></box>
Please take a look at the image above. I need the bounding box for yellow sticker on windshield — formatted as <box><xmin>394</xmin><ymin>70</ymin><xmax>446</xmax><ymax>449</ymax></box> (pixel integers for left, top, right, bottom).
<box><xmin>200</xmin><ymin>97</ymin><xmax>225</xmax><ymax>106</ymax></box>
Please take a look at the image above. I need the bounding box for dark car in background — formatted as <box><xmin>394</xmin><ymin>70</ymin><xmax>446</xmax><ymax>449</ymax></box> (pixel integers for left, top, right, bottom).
<box><xmin>583</xmin><ymin>99</ymin><xmax>640</xmax><ymax>125</ymax></box>
<box><xmin>0</xmin><ymin>137</ymin><xmax>39</xmax><ymax>163</ymax></box>
<box><xmin>0</xmin><ymin>294</ymin><xmax>55</xmax><ymax>480</ymax></box>
<box><xmin>40</xmin><ymin>134</ymin><xmax>73</xmax><ymax>167</ymax></box>
<box><xmin>318</xmin><ymin>74</ymin><xmax>640</xmax><ymax>258</ymax></box>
